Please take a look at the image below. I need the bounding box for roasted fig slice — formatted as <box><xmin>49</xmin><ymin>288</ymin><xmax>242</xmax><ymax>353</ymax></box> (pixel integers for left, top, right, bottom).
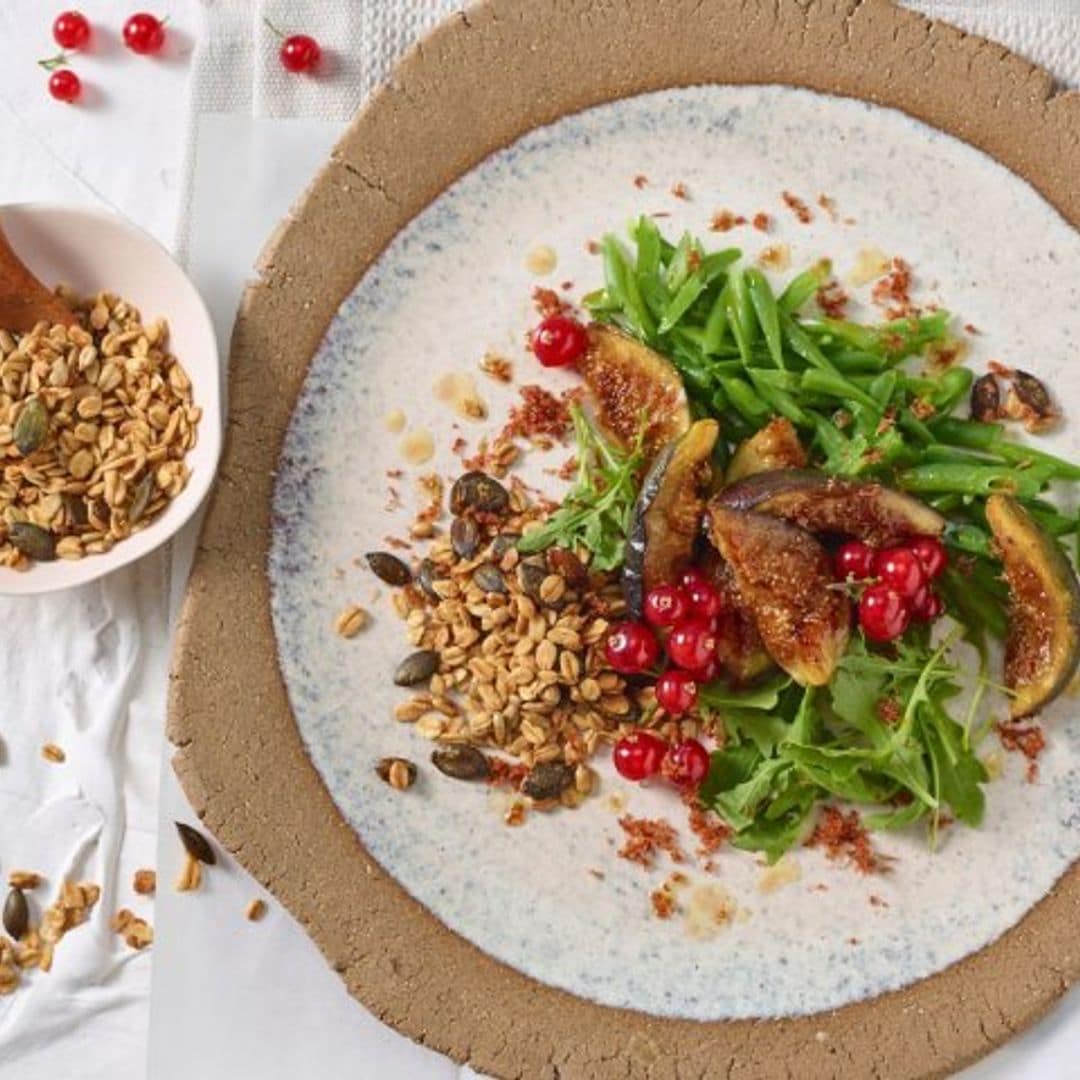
<box><xmin>578</xmin><ymin>324</ymin><xmax>690</xmax><ymax>455</ymax></box>
<box><xmin>725</xmin><ymin>418</ymin><xmax>807</xmax><ymax>484</ymax></box>
<box><xmin>624</xmin><ymin>419</ymin><xmax>718</xmax><ymax>617</ymax></box>
<box><xmin>717</xmin><ymin>469</ymin><xmax>945</xmax><ymax>546</ymax></box>
<box><xmin>986</xmin><ymin>494</ymin><xmax>1080</xmax><ymax>719</ymax></box>
<box><xmin>705</xmin><ymin>555</ymin><xmax>776</xmax><ymax>684</ymax></box>
<box><xmin>706</xmin><ymin>505</ymin><xmax>850</xmax><ymax>687</ymax></box>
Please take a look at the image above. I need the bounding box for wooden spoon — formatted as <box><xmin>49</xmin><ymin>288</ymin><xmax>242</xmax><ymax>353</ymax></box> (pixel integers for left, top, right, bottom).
<box><xmin>0</xmin><ymin>222</ymin><xmax>77</xmax><ymax>332</ymax></box>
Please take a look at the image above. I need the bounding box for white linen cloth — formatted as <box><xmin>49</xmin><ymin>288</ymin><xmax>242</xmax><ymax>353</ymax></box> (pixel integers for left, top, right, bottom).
<box><xmin>0</xmin><ymin>2</ymin><xmax>1077</xmax><ymax>1078</ymax></box>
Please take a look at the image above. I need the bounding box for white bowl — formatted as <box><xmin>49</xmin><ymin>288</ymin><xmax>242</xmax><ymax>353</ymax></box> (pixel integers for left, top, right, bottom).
<box><xmin>0</xmin><ymin>203</ymin><xmax>221</xmax><ymax>595</ymax></box>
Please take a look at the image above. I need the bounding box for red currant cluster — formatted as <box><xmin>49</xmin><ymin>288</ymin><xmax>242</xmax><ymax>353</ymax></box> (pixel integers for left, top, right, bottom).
<box><xmin>604</xmin><ymin>567</ymin><xmax>726</xmax><ymax>791</ymax></box>
<box><xmin>41</xmin><ymin>11</ymin><xmax>323</xmax><ymax>105</ymax></box>
<box><xmin>835</xmin><ymin>535</ymin><xmax>947</xmax><ymax>642</ymax></box>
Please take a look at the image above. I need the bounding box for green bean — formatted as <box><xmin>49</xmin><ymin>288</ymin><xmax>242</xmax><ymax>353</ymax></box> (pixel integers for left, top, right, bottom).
<box><xmin>868</xmin><ymin>371</ymin><xmax>897</xmax><ymax>406</ymax></box>
<box><xmin>719</xmin><ymin>375</ymin><xmax>772</xmax><ymax>424</ymax></box>
<box><xmin>930</xmin><ymin>367</ymin><xmax>973</xmax><ymax>413</ymax></box>
<box><xmin>746</xmin><ymin>268</ymin><xmax>785</xmax><ymax>370</ymax></box>
<box><xmin>664</xmin><ymin>232</ymin><xmax>695</xmax><ymax>293</ymax></box>
<box><xmin>875</xmin><ymin>311</ymin><xmax>951</xmax><ymax>357</ymax></box>
<box><xmin>659</xmin><ymin>273</ymin><xmax>706</xmax><ymax>333</ymax></box>
<box><xmin>897</xmin><ymin>463</ymin><xmax>1050</xmax><ymax>498</ymax></box>
<box><xmin>897</xmin><ymin>410</ymin><xmax>935</xmax><ymax>446</ymax></box>
<box><xmin>747</xmin><ymin>370</ymin><xmax>811</xmax><ymax>427</ymax></box>
<box><xmin>601</xmin><ymin>234</ymin><xmax>655</xmax><ymax>338</ymax></box>
<box><xmin>823</xmin><ymin>349</ymin><xmax>893</xmax><ymax>374</ymax></box>
<box><xmin>930</xmin><ymin>418</ymin><xmax>1080</xmax><ymax>480</ymax></box>
<box><xmin>800</xmin><ymin>369</ymin><xmax>878</xmax><ymax>409</ymax></box>
<box><xmin>944</xmin><ymin>522</ymin><xmax>993</xmax><ymax>558</ymax></box>
<box><xmin>632</xmin><ymin>216</ymin><xmax>662</xmax><ymax>278</ymax></box>
<box><xmin>703</xmin><ymin>280</ymin><xmax>732</xmax><ymax>355</ymax></box>
<box><xmin>802</xmin><ymin>317</ymin><xmax>878</xmax><ymax>353</ymax></box>
<box><xmin>778</xmin><ymin>260</ymin><xmax>830</xmax><ymax>314</ymax></box>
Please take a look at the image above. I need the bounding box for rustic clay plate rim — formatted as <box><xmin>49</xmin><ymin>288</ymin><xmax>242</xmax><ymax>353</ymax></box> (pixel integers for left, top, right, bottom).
<box><xmin>168</xmin><ymin>2</ymin><xmax>1080</xmax><ymax>1076</ymax></box>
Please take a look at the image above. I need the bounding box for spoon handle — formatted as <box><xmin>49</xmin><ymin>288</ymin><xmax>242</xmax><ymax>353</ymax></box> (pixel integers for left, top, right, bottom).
<box><xmin>0</xmin><ymin>222</ymin><xmax>77</xmax><ymax>333</ymax></box>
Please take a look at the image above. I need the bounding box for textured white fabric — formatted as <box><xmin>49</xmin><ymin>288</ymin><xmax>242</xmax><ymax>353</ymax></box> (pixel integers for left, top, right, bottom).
<box><xmin>0</xmin><ymin>1</ymin><xmax>1077</xmax><ymax>1078</ymax></box>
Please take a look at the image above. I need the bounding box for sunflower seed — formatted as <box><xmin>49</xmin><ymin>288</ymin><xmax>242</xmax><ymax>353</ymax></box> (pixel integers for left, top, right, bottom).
<box><xmin>417</xmin><ymin>558</ymin><xmax>441</xmax><ymax>602</ymax></box>
<box><xmin>1011</xmin><ymin>370</ymin><xmax>1054</xmax><ymax>420</ymax></box>
<box><xmin>366</xmin><ymin>551</ymin><xmax>412</xmax><ymax>586</ymax></box>
<box><xmin>490</xmin><ymin>533</ymin><xmax>521</xmax><ymax>559</ymax></box>
<box><xmin>175</xmin><ymin>822</ymin><xmax>216</xmax><ymax>865</ymax></box>
<box><xmin>128</xmin><ymin>474</ymin><xmax>156</xmax><ymax>524</ymax></box>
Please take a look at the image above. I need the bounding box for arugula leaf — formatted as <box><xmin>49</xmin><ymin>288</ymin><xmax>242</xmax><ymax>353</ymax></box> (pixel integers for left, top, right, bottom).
<box><xmin>516</xmin><ymin>406</ymin><xmax>643</xmax><ymax>570</ymax></box>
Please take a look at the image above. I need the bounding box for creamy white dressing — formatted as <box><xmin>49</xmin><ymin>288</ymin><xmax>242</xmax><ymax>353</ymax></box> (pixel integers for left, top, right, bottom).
<box><xmin>269</xmin><ymin>85</ymin><xmax>1080</xmax><ymax>1020</ymax></box>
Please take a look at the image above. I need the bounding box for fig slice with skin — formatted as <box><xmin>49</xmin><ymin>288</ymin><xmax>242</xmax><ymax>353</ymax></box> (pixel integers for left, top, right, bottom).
<box><xmin>706</xmin><ymin>504</ymin><xmax>850</xmax><ymax>687</ymax></box>
<box><xmin>623</xmin><ymin>419</ymin><xmax>719</xmax><ymax>618</ymax></box>
<box><xmin>701</xmin><ymin>552</ymin><xmax>776</xmax><ymax>684</ymax></box>
<box><xmin>725</xmin><ymin>417</ymin><xmax>807</xmax><ymax>484</ymax></box>
<box><xmin>986</xmin><ymin>494</ymin><xmax>1080</xmax><ymax>719</ymax></box>
<box><xmin>577</xmin><ymin>324</ymin><xmax>690</xmax><ymax>456</ymax></box>
<box><xmin>717</xmin><ymin>468</ymin><xmax>945</xmax><ymax>547</ymax></box>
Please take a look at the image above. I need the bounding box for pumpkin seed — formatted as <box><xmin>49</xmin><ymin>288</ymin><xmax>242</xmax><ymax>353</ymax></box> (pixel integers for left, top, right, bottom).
<box><xmin>490</xmin><ymin>533</ymin><xmax>521</xmax><ymax>559</ymax></box>
<box><xmin>517</xmin><ymin>561</ymin><xmax>547</xmax><ymax>601</ymax></box>
<box><xmin>449</xmin><ymin>471</ymin><xmax>509</xmax><ymax>516</ymax></box>
<box><xmin>450</xmin><ymin>516</ymin><xmax>480</xmax><ymax>559</ymax></box>
<box><xmin>2</xmin><ymin>887</ymin><xmax>29</xmax><ymax>940</ymax></box>
<box><xmin>9</xmin><ymin>522</ymin><xmax>56</xmax><ymax>562</ymax></box>
<box><xmin>417</xmin><ymin>558</ymin><xmax>441</xmax><ymax>602</ymax></box>
<box><xmin>62</xmin><ymin>493</ymin><xmax>88</xmax><ymax>527</ymax></box>
<box><xmin>394</xmin><ymin>649</ymin><xmax>439</xmax><ymax>686</ymax></box>
<box><xmin>970</xmin><ymin>374</ymin><xmax>1001</xmax><ymax>422</ymax></box>
<box><xmin>175</xmin><ymin>821</ymin><xmax>217</xmax><ymax>865</ymax></box>
<box><xmin>472</xmin><ymin>564</ymin><xmax>506</xmax><ymax>594</ymax></box>
<box><xmin>365</xmin><ymin>551</ymin><xmax>412</xmax><ymax>586</ymax></box>
<box><xmin>128</xmin><ymin>474</ymin><xmax>156</xmax><ymax>524</ymax></box>
<box><xmin>1012</xmin><ymin>370</ymin><xmax>1054</xmax><ymax>419</ymax></box>
<box><xmin>431</xmin><ymin>745</ymin><xmax>490</xmax><ymax>781</ymax></box>
<box><xmin>13</xmin><ymin>398</ymin><xmax>48</xmax><ymax>456</ymax></box>
<box><xmin>522</xmin><ymin>762</ymin><xmax>575</xmax><ymax>800</ymax></box>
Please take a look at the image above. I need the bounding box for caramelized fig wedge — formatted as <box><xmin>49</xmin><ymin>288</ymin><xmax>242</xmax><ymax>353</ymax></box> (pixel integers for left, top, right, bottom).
<box><xmin>986</xmin><ymin>495</ymin><xmax>1080</xmax><ymax>719</ymax></box>
<box><xmin>725</xmin><ymin>417</ymin><xmax>807</xmax><ymax>484</ymax></box>
<box><xmin>701</xmin><ymin>553</ymin><xmax>776</xmax><ymax>684</ymax></box>
<box><xmin>624</xmin><ymin>419</ymin><xmax>718</xmax><ymax>616</ymax></box>
<box><xmin>718</xmin><ymin>469</ymin><xmax>945</xmax><ymax>546</ymax></box>
<box><xmin>706</xmin><ymin>505</ymin><xmax>850</xmax><ymax>687</ymax></box>
<box><xmin>577</xmin><ymin>324</ymin><xmax>690</xmax><ymax>455</ymax></box>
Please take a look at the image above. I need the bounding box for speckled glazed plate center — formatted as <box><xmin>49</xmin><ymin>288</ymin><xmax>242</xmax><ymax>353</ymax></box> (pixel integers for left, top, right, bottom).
<box><xmin>268</xmin><ymin>84</ymin><xmax>1080</xmax><ymax>1021</ymax></box>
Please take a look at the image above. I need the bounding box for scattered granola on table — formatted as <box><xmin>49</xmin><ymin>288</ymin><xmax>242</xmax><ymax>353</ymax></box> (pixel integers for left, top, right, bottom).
<box><xmin>0</xmin><ymin>291</ymin><xmax>200</xmax><ymax>568</ymax></box>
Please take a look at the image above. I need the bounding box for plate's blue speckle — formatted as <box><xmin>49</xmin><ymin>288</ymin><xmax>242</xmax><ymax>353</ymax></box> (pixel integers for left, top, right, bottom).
<box><xmin>269</xmin><ymin>84</ymin><xmax>1080</xmax><ymax>1021</ymax></box>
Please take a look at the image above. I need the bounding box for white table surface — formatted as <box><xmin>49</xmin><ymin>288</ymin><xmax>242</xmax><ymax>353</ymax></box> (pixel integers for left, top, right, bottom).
<box><xmin>0</xmin><ymin>2</ymin><xmax>1078</xmax><ymax>1077</ymax></box>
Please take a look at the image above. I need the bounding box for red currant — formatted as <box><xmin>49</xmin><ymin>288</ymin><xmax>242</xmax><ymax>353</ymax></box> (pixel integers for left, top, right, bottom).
<box><xmin>48</xmin><ymin>69</ymin><xmax>81</xmax><ymax>103</ymax></box>
<box><xmin>908</xmin><ymin>536</ymin><xmax>948</xmax><ymax>580</ymax></box>
<box><xmin>910</xmin><ymin>587</ymin><xmax>944</xmax><ymax>622</ymax></box>
<box><xmin>532</xmin><ymin>315</ymin><xmax>587</xmax><ymax>368</ymax></box>
<box><xmin>123</xmin><ymin>13</ymin><xmax>166</xmax><ymax>55</ymax></box>
<box><xmin>53</xmin><ymin>12</ymin><xmax>91</xmax><ymax>50</ymax></box>
<box><xmin>859</xmin><ymin>584</ymin><xmax>910</xmax><ymax>642</ymax></box>
<box><xmin>643</xmin><ymin>584</ymin><xmax>689</xmax><ymax>628</ymax></box>
<box><xmin>834</xmin><ymin>540</ymin><xmax>875</xmax><ymax>582</ymax></box>
<box><xmin>281</xmin><ymin>34</ymin><xmax>322</xmax><ymax>73</ymax></box>
<box><xmin>663</xmin><ymin>739</ymin><xmax>711</xmax><ymax>788</ymax></box>
<box><xmin>612</xmin><ymin>731</ymin><xmax>668</xmax><ymax>782</ymax></box>
<box><xmin>666</xmin><ymin>618</ymin><xmax>718</xmax><ymax>673</ymax></box>
<box><xmin>683</xmin><ymin>577</ymin><xmax>724</xmax><ymax>620</ymax></box>
<box><xmin>655</xmin><ymin>669</ymin><xmax>698</xmax><ymax>715</ymax></box>
<box><xmin>604</xmin><ymin>620</ymin><xmax>659</xmax><ymax>675</ymax></box>
<box><xmin>873</xmin><ymin>547</ymin><xmax>927</xmax><ymax>601</ymax></box>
